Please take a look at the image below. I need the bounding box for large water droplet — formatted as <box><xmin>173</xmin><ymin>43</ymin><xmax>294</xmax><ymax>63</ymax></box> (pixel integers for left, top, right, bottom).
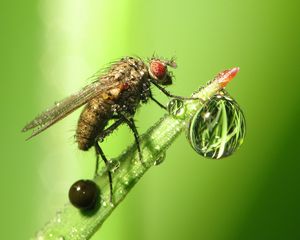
<box><xmin>187</xmin><ymin>91</ymin><xmax>246</xmax><ymax>159</ymax></box>
<box><xmin>167</xmin><ymin>99</ymin><xmax>186</xmax><ymax>119</ymax></box>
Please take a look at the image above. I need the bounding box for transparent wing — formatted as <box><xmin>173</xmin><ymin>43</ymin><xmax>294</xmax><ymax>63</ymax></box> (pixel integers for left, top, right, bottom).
<box><xmin>22</xmin><ymin>80</ymin><xmax>119</xmax><ymax>140</ymax></box>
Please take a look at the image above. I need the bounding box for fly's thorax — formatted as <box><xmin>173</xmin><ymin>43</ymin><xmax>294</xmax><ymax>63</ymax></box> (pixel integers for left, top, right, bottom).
<box><xmin>103</xmin><ymin>57</ymin><xmax>150</xmax><ymax>114</ymax></box>
<box><xmin>114</xmin><ymin>76</ymin><xmax>149</xmax><ymax>115</ymax></box>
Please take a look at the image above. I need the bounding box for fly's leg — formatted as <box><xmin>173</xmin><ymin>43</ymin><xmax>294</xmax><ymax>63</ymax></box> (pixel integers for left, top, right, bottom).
<box><xmin>150</xmin><ymin>79</ymin><xmax>204</xmax><ymax>102</ymax></box>
<box><xmin>150</xmin><ymin>95</ymin><xmax>167</xmax><ymax>110</ymax></box>
<box><xmin>94</xmin><ymin>118</ymin><xmax>124</xmax><ymax>176</ymax></box>
<box><xmin>93</xmin><ymin>118</ymin><xmax>125</xmax><ymax>203</ymax></box>
<box><xmin>97</xmin><ymin>115</ymin><xmax>143</xmax><ymax>164</ymax></box>
<box><xmin>94</xmin><ymin>142</ymin><xmax>113</xmax><ymax>203</ymax></box>
<box><xmin>120</xmin><ymin>115</ymin><xmax>143</xmax><ymax>164</ymax></box>
<box><xmin>94</xmin><ymin>147</ymin><xmax>100</xmax><ymax>177</ymax></box>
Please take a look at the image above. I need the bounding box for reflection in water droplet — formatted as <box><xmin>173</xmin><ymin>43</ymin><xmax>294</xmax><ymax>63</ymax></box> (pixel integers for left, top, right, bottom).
<box><xmin>167</xmin><ymin>99</ymin><xmax>186</xmax><ymax>118</ymax></box>
<box><xmin>187</xmin><ymin>91</ymin><xmax>246</xmax><ymax>159</ymax></box>
<box><xmin>154</xmin><ymin>152</ymin><xmax>166</xmax><ymax>166</ymax></box>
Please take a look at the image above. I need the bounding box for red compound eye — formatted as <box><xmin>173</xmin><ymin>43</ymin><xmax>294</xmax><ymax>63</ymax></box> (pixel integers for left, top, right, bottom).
<box><xmin>150</xmin><ymin>60</ymin><xmax>166</xmax><ymax>79</ymax></box>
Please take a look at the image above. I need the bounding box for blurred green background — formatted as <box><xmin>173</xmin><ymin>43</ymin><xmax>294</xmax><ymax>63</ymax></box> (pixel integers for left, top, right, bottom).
<box><xmin>1</xmin><ymin>0</ymin><xmax>300</xmax><ymax>239</ymax></box>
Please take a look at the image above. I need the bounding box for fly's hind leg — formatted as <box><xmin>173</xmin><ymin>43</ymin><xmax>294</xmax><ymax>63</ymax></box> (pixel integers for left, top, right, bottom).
<box><xmin>94</xmin><ymin>142</ymin><xmax>113</xmax><ymax>203</ymax></box>
<box><xmin>94</xmin><ymin>117</ymin><xmax>125</xmax><ymax>203</ymax></box>
<box><xmin>93</xmin><ymin>115</ymin><xmax>142</xmax><ymax>202</ymax></box>
<box><xmin>94</xmin><ymin>117</ymin><xmax>124</xmax><ymax>176</ymax></box>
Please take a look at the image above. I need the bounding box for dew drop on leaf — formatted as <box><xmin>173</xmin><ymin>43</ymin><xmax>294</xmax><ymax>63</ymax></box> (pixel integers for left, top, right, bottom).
<box><xmin>186</xmin><ymin>91</ymin><xmax>246</xmax><ymax>159</ymax></box>
<box><xmin>167</xmin><ymin>99</ymin><xmax>186</xmax><ymax>119</ymax></box>
<box><xmin>153</xmin><ymin>152</ymin><xmax>166</xmax><ymax>166</ymax></box>
<box><xmin>107</xmin><ymin>160</ymin><xmax>120</xmax><ymax>173</ymax></box>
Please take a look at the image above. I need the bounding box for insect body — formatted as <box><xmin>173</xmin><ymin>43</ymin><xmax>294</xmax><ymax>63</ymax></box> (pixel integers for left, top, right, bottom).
<box><xmin>22</xmin><ymin>56</ymin><xmax>183</xmax><ymax>202</ymax></box>
<box><xmin>76</xmin><ymin>57</ymin><xmax>151</xmax><ymax>151</ymax></box>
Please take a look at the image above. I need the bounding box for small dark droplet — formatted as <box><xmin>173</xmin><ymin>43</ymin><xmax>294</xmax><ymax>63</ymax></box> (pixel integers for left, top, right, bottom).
<box><xmin>69</xmin><ymin>179</ymin><xmax>99</xmax><ymax>210</ymax></box>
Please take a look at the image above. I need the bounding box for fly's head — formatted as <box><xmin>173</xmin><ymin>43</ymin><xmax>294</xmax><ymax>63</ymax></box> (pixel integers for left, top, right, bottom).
<box><xmin>148</xmin><ymin>57</ymin><xmax>177</xmax><ymax>86</ymax></box>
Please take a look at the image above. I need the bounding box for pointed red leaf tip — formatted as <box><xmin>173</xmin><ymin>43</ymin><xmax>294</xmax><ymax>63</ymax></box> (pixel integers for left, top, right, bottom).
<box><xmin>216</xmin><ymin>67</ymin><xmax>240</xmax><ymax>88</ymax></box>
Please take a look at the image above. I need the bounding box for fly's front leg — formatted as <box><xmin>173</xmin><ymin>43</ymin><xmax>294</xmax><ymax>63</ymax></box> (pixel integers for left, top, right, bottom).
<box><xmin>149</xmin><ymin>90</ymin><xmax>167</xmax><ymax>110</ymax></box>
<box><xmin>150</xmin><ymin>79</ymin><xmax>204</xmax><ymax>102</ymax></box>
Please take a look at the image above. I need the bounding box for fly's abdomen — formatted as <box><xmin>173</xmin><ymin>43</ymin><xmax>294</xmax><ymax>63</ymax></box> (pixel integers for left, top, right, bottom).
<box><xmin>76</xmin><ymin>97</ymin><xmax>111</xmax><ymax>151</ymax></box>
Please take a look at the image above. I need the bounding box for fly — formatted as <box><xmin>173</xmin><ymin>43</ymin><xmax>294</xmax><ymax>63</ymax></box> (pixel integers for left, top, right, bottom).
<box><xmin>22</xmin><ymin>56</ymin><xmax>192</xmax><ymax>202</ymax></box>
